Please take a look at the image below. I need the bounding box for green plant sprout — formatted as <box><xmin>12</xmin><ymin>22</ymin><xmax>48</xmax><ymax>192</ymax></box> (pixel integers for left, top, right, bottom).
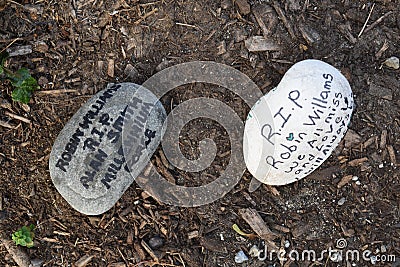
<box><xmin>0</xmin><ymin>51</ymin><xmax>39</xmax><ymax>104</ymax></box>
<box><xmin>12</xmin><ymin>224</ymin><xmax>35</xmax><ymax>248</ymax></box>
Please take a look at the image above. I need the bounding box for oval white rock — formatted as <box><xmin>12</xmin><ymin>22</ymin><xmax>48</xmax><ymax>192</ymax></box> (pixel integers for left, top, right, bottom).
<box><xmin>243</xmin><ymin>59</ymin><xmax>354</xmax><ymax>185</ymax></box>
<box><xmin>49</xmin><ymin>83</ymin><xmax>166</xmax><ymax>215</ymax></box>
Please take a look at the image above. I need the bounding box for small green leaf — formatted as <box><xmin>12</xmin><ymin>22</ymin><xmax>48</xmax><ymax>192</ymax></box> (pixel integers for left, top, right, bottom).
<box><xmin>9</xmin><ymin>68</ymin><xmax>31</xmax><ymax>87</ymax></box>
<box><xmin>19</xmin><ymin>76</ymin><xmax>39</xmax><ymax>92</ymax></box>
<box><xmin>12</xmin><ymin>87</ymin><xmax>32</xmax><ymax>104</ymax></box>
<box><xmin>12</xmin><ymin>224</ymin><xmax>35</xmax><ymax>248</ymax></box>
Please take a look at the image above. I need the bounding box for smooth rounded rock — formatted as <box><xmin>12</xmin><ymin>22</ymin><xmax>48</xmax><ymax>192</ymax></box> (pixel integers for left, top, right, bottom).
<box><xmin>243</xmin><ymin>59</ymin><xmax>354</xmax><ymax>185</ymax></box>
<box><xmin>49</xmin><ymin>83</ymin><xmax>166</xmax><ymax>215</ymax></box>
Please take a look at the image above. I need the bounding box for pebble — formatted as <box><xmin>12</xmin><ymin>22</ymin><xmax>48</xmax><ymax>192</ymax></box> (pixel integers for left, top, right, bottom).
<box><xmin>352</xmin><ymin>176</ymin><xmax>358</xmax><ymax>181</ymax></box>
<box><xmin>235</xmin><ymin>250</ymin><xmax>249</xmax><ymax>263</ymax></box>
<box><xmin>355</xmin><ymin>181</ymin><xmax>361</xmax><ymax>186</ymax></box>
<box><xmin>338</xmin><ymin>197</ymin><xmax>346</xmax><ymax>206</ymax></box>
<box><xmin>383</xmin><ymin>56</ymin><xmax>399</xmax><ymax>69</ymax></box>
<box><xmin>148</xmin><ymin>236</ymin><xmax>164</xmax><ymax>249</ymax></box>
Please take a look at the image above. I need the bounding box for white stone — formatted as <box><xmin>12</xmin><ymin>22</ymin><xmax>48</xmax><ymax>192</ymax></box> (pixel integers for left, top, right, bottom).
<box><xmin>337</xmin><ymin>197</ymin><xmax>346</xmax><ymax>206</ymax></box>
<box><xmin>234</xmin><ymin>250</ymin><xmax>249</xmax><ymax>263</ymax></box>
<box><xmin>243</xmin><ymin>60</ymin><xmax>354</xmax><ymax>185</ymax></box>
<box><xmin>49</xmin><ymin>83</ymin><xmax>166</xmax><ymax>215</ymax></box>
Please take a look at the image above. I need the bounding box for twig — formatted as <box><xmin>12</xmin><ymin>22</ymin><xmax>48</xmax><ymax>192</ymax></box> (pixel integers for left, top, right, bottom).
<box><xmin>363</xmin><ymin>11</ymin><xmax>393</xmax><ymax>35</ymax></box>
<box><xmin>6</xmin><ymin>0</ymin><xmax>23</xmax><ymax>7</ymax></box>
<box><xmin>0</xmin><ymin>120</ymin><xmax>16</xmax><ymax>129</ymax></box>
<box><xmin>0</xmin><ymin>234</ymin><xmax>31</xmax><ymax>267</ymax></box>
<box><xmin>358</xmin><ymin>3</ymin><xmax>375</xmax><ymax>37</ymax></box>
<box><xmin>175</xmin><ymin>22</ymin><xmax>202</xmax><ymax>31</ymax></box>
<box><xmin>4</xmin><ymin>111</ymin><xmax>31</xmax><ymax>124</ymax></box>
<box><xmin>134</xmin><ymin>8</ymin><xmax>158</xmax><ymax>25</ymax></box>
<box><xmin>272</xmin><ymin>1</ymin><xmax>296</xmax><ymax>39</ymax></box>
<box><xmin>36</xmin><ymin>89</ymin><xmax>78</xmax><ymax>95</ymax></box>
<box><xmin>0</xmin><ymin>38</ymin><xmax>22</xmax><ymax>54</ymax></box>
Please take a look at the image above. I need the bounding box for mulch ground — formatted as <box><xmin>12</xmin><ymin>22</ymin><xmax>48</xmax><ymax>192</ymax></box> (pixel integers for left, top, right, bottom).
<box><xmin>0</xmin><ymin>0</ymin><xmax>399</xmax><ymax>266</ymax></box>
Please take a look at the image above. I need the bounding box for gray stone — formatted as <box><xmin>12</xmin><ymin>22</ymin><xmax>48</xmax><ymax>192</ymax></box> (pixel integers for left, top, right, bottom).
<box><xmin>49</xmin><ymin>83</ymin><xmax>166</xmax><ymax>215</ymax></box>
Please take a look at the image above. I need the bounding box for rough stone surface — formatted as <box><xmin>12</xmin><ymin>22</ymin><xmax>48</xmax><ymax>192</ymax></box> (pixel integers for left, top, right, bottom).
<box><xmin>49</xmin><ymin>83</ymin><xmax>166</xmax><ymax>215</ymax></box>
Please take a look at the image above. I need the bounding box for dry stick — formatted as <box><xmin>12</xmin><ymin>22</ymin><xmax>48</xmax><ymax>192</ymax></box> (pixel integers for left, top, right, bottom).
<box><xmin>36</xmin><ymin>89</ymin><xmax>78</xmax><ymax>95</ymax></box>
<box><xmin>6</xmin><ymin>0</ymin><xmax>23</xmax><ymax>7</ymax></box>
<box><xmin>0</xmin><ymin>120</ymin><xmax>16</xmax><ymax>129</ymax></box>
<box><xmin>4</xmin><ymin>111</ymin><xmax>31</xmax><ymax>124</ymax></box>
<box><xmin>134</xmin><ymin>8</ymin><xmax>158</xmax><ymax>25</ymax></box>
<box><xmin>358</xmin><ymin>3</ymin><xmax>375</xmax><ymax>37</ymax></box>
<box><xmin>363</xmin><ymin>11</ymin><xmax>393</xmax><ymax>35</ymax></box>
<box><xmin>0</xmin><ymin>38</ymin><xmax>22</xmax><ymax>54</ymax></box>
<box><xmin>272</xmin><ymin>1</ymin><xmax>296</xmax><ymax>39</ymax></box>
<box><xmin>0</xmin><ymin>234</ymin><xmax>31</xmax><ymax>267</ymax></box>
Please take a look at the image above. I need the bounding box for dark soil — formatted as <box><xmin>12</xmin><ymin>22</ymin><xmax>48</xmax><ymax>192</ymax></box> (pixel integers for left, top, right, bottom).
<box><xmin>0</xmin><ymin>0</ymin><xmax>399</xmax><ymax>266</ymax></box>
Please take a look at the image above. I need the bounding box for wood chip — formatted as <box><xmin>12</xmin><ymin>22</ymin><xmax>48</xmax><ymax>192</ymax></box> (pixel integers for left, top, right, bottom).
<box><xmin>239</xmin><ymin>208</ymin><xmax>279</xmax><ymax>250</ymax></box>
<box><xmin>155</xmin><ymin>156</ymin><xmax>175</xmax><ymax>184</ymax></box>
<box><xmin>188</xmin><ymin>230</ymin><xmax>199</xmax><ymax>239</ymax></box>
<box><xmin>0</xmin><ymin>0</ymin><xmax>7</xmax><ymax>11</ymax></box>
<box><xmin>338</xmin><ymin>22</ymin><xmax>357</xmax><ymax>44</ymax></box>
<box><xmin>362</xmin><ymin>136</ymin><xmax>376</xmax><ymax>149</ymax></box>
<box><xmin>107</xmin><ymin>59</ymin><xmax>115</xmax><ymax>77</ymax></box>
<box><xmin>306</xmin><ymin>166</ymin><xmax>341</xmax><ymax>181</ymax></box>
<box><xmin>200</xmin><ymin>237</ymin><xmax>227</xmax><ymax>253</ymax></box>
<box><xmin>348</xmin><ymin>157</ymin><xmax>369</xmax><ymax>167</ymax></box>
<box><xmin>108</xmin><ymin>263</ymin><xmax>126</xmax><ymax>267</ymax></box>
<box><xmin>41</xmin><ymin>237</ymin><xmax>59</xmax><ymax>243</ymax></box>
<box><xmin>126</xmin><ymin>231</ymin><xmax>133</xmax><ymax>245</ymax></box>
<box><xmin>271</xmin><ymin>224</ymin><xmax>290</xmax><ymax>233</ymax></box>
<box><xmin>337</xmin><ymin>175</ymin><xmax>353</xmax><ymax>188</ymax></box>
<box><xmin>217</xmin><ymin>41</ymin><xmax>226</xmax><ymax>55</ymax></box>
<box><xmin>379</xmin><ymin>130</ymin><xmax>387</xmax><ymax>149</ymax></box>
<box><xmin>0</xmin><ymin>235</ymin><xmax>31</xmax><ymax>267</ymax></box>
<box><xmin>272</xmin><ymin>1</ymin><xmax>296</xmax><ymax>39</ymax></box>
<box><xmin>344</xmin><ymin>129</ymin><xmax>362</xmax><ymax>148</ymax></box>
<box><xmin>252</xmin><ymin>4</ymin><xmax>277</xmax><ymax>37</ymax></box>
<box><xmin>298</xmin><ymin>23</ymin><xmax>321</xmax><ymax>45</ymax></box>
<box><xmin>235</xmin><ymin>0</ymin><xmax>251</xmax><ymax>15</ymax></box>
<box><xmin>369</xmin><ymin>82</ymin><xmax>392</xmax><ymax>100</ymax></box>
<box><xmin>134</xmin><ymin>242</ymin><xmax>146</xmax><ymax>261</ymax></box>
<box><xmin>292</xmin><ymin>222</ymin><xmax>311</xmax><ymax>238</ymax></box>
<box><xmin>387</xmin><ymin>145</ymin><xmax>397</xmax><ymax>166</ymax></box>
<box><xmin>244</xmin><ymin>36</ymin><xmax>280</xmax><ymax>52</ymax></box>
<box><xmin>265</xmin><ymin>184</ymin><xmax>280</xmax><ymax>196</ymax></box>
<box><xmin>74</xmin><ymin>254</ymin><xmax>95</xmax><ymax>267</ymax></box>
<box><xmin>340</xmin><ymin>223</ymin><xmax>355</xmax><ymax>237</ymax></box>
